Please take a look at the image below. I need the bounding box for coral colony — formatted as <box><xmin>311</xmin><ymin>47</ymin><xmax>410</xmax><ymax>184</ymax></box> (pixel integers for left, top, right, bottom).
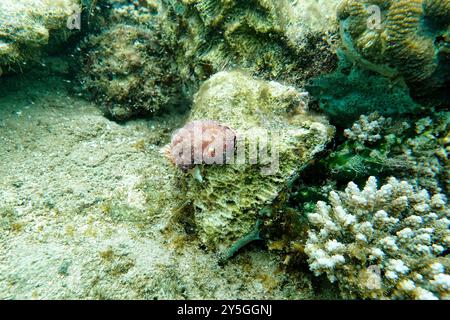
<box><xmin>337</xmin><ymin>0</ymin><xmax>450</xmax><ymax>97</ymax></box>
<box><xmin>305</xmin><ymin>177</ymin><xmax>449</xmax><ymax>299</ymax></box>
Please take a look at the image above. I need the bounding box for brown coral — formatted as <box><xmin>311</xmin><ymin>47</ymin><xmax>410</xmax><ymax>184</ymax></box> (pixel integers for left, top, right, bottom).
<box><xmin>338</xmin><ymin>0</ymin><xmax>450</xmax><ymax>96</ymax></box>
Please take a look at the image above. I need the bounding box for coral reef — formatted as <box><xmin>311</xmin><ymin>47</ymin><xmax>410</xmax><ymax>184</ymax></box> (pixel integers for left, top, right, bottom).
<box><xmin>306</xmin><ymin>53</ymin><xmax>423</xmax><ymax>126</ymax></box>
<box><xmin>305</xmin><ymin>176</ymin><xmax>450</xmax><ymax>299</ymax></box>
<box><xmin>1</xmin><ymin>0</ymin><xmax>448</xmax><ymax>301</ymax></box>
<box><xmin>160</xmin><ymin>0</ymin><xmax>340</xmax><ymax>96</ymax></box>
<box><xmin>0</xmin><ymin>0</ymin><xmax>81</xmax><ymax>74</ymax></box>
<box><xmin>325</xmin><ymin>111</ymin><xmax>450</xmax><ymax>194</ymax></box>
<box><xmin>337</xmin><ymin>0</ymin><xmax>450</xmax><ymax>99</ymax></box>
<box><xmin>173</xmin><ymin>70</ymin><xmax>335</xmax><ymax>253</ymax></box>
<box><xmin>78</xmin><ymin>13</ymin><xmax>183</xmax><ymax>120</ymax></box>
<box><xmin>343</xmin><ymin>113</ymin><xmax>391</xmax><ymax>146</ymax></box>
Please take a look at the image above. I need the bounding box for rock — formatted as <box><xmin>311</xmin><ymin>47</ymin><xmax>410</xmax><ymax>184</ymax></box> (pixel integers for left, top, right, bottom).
<box><xmin>176</xmin><ymin>71</ymin><xmax>335</xmax><ymax>252</ymax></box>
<box><xmin>0</xmin><ymin>0</ymin><xmax>81</xmax><ymax>74</ymax></box>
<box><xmin>78</xmin><ymin>22</ymin><xmax>183</xmax><ymax>120</ymax></box>
<box><xmin>0</xmin><ymin>72</ymin><xmax>324</xmax><ymax>299</ymax></box>
<box><xmin>161</xmin><ymin>0</ymin><xmax>340</xmax><ymax>96</ymax></box>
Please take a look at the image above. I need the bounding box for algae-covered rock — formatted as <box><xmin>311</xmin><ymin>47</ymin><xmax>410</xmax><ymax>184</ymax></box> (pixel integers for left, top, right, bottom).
<box><xmin>161</xmin><ymin>0</ymin><xmax>340</xmax><ymax>97</ymax></box>
<box><xmin>77</xmin><ymin>0</ymin><xmax>341</xmax><ymax>120</ymax></box>
<box><xmin>0</xmin><ymin>72</ymin><xmax>324</xmax><ymax>300</ymax></box>
<box><xmin>176</xmin><ymin>71</ymin><xmax>335</xmax><ymax>252</ymax></box>
<box><xmin>79</xmin><ymin>22</ymin><xmax>183</xmax><ymax>120</ymax></box>
<box><xmin>0</xmin><ymin>0</ymin><xmax>81</xmax><ymax>75</ymax></box>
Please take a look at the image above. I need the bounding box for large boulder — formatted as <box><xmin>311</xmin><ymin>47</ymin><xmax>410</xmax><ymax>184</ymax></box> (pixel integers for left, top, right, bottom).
<box><xmin>172</xmin><ymin>71</ymin><xmax>335</xmax><ymax>253</ymax></box>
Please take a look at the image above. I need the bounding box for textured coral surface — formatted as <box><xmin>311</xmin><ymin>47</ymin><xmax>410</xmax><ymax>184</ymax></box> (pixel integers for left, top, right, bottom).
<box><xmin>326</xmin><ymin>111</ymin><xmax>450</xmax><ymax>194</ymax></box>
<box><xmin>79</xmin><ymin>22</ymin><xmax>182</xmax><ymax>120</ymax></box>
<box><xmin>306</xmin><ymin>177</ymin><xmax>449</xmax><ymax>299</ymax></box>
<box><xmin>161</xmin><ymin>0</ymin><xmax>339</xmax><ymax>95</ymax></box>
<box><xmin>338</xmin><ymin>0</ymin><xmax>450</xmax><ymax>97</ymax></box>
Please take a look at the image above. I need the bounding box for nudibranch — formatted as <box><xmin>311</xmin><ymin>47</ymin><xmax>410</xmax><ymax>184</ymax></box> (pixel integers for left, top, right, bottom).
<box><xmin>165</xmin><ymin>120</ymin><xmax>236</xmax><ymax>180</ymax></box>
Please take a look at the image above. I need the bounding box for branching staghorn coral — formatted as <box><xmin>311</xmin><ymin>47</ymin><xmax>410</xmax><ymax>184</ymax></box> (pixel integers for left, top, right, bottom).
<box><xmin>337</xmin><ymin>0</ymin><xmax>450</xmax><ymax>98</ymax></box>
<box><xmin>344</xmin><ymin>112</ymin><xmax>391</xmax><ymax>147</ymax></box>
<box><xmin>305</xmin><ymin>176</ymin><xmax>450</xmax><ymax>299</ymax></box>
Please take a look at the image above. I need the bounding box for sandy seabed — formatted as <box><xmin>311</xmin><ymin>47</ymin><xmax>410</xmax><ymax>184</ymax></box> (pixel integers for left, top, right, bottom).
<box><xmin>0</xmin><ymin>68</ymin><xmax>338</xmax><ymax>299</ymax></box>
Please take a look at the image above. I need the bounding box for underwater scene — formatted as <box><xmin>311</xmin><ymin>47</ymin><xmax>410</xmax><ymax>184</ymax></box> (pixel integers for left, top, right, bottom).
<box><xmin>0</xmin><ymin>0</ymin><xmax>449</xmax><ymax>300</ymax></box>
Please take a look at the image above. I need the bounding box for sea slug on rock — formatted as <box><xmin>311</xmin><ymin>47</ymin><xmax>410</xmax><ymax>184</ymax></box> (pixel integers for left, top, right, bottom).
<box><xmin>173</xmin><ymin>70</ymin><xmax>335</xmax><ymax>253</ymax></box>
<box><xmin>166</xmin><ymin>120</ymin><xmax>236</xmax><ymax>171</ymax></box>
